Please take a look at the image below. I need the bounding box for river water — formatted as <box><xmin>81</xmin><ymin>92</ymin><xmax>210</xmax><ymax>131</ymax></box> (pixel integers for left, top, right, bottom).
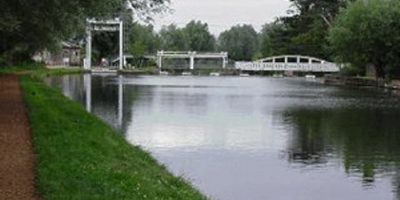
<box><xmin>48</xmin><ymin>74</ymin><xmax>400</xmax><ymax>200</ymax></box>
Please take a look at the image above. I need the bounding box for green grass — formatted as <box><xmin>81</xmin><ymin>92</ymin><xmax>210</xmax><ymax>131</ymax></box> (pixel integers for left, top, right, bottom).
<box><xmin>21</xmin><ymin>75</ymin><xmax>206</xmax><ymax>199</ymax></box>
<box><xmin>121</xmin><ymin>66</ymin><xmax>159</xmax><ymax>75</ymax></box>
<box><xmin>0</xmin><ymin>64</ymin><xmax>84</xmax><ymax>77</ymax></box>
<box><xmin>0</xmin><ymin>63</ymin><xmax>45</xmax><ymax>74</ymax></box>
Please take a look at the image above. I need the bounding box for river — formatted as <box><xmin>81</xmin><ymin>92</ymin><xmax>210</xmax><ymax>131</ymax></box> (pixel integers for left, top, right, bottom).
<box><xmin>48</xmin><ymin>74</ymin><xmax>400</xmax><ymax>200</ymax></box>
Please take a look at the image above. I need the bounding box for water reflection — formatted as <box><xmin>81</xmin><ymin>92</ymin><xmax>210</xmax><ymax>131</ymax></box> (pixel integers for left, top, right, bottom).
<box><xmin>282</xmin><ymin>108</ymin><xmax>400</xmax><ymax>183</ymax></box>
<box><xmin>48</xmin><ymin>74</ymin><xmax>400</xmax><ymax>200</ymax></box>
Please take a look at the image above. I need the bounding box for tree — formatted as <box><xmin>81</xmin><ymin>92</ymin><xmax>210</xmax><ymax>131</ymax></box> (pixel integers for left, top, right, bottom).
<box><xmin>182</xmin><ymin>20</ymin><xmax>216</xmax><ymax>51</ymax></box>
<box><xmin>261</xmin><ymin>0</ymin><xmax>350</xmax><ymax>60</ymax></box>
<box><xmin>329</xmin><ymin>0</ymin><xmax>400</xmax><ymax>79</ymax></box>
<box><xmin>129</xmin><ymin>23</ymin><xmax>160</xmax><ymax>56</ymax></box>
<box><xmin>259</xmin><ymin>22</ymin><xmax>286</xmax><ymax>57</ymax></box>
<box><xmin>218</xmin><ymin>25</ymin><xmax>259</xmax><ymax>61</ymax></box>
<box><xmin>159</xmin><ymin>21</ymin><xmax>216</xmax><ymax>52</ymax></box>
<box><xmin>0</xmin><ymin>0</ymin><xmax>168</xmax><ymax>66</ymax></box>
<box><xmin>159</xmin><ymin>24</ymin><xmax>189</xmax><ymax>51</ymax></box>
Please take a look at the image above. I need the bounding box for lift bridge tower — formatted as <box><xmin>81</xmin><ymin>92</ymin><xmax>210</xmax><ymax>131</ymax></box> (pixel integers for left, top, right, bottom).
<box><xmin>84</xmin><ymin>9</ymin><xmax>133</xmax><ymax>71</ymax></box>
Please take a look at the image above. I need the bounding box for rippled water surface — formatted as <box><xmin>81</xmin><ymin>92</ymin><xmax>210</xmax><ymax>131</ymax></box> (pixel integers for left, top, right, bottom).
<box><xmin>48</xmin><ymin>74</ymin><xmax>400</xmax><ymax>200</ymax></box>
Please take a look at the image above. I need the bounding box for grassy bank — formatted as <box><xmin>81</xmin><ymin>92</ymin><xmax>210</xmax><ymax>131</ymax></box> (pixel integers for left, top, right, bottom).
<box><xmin>0</xmin><ymin>65</ymin><xmax>83</xmax><ymax>77</ymax></box>
<box><xmin>21</xmin><ymin>73</ymin><xmax>206</xmax><ymax>199</ymax></box>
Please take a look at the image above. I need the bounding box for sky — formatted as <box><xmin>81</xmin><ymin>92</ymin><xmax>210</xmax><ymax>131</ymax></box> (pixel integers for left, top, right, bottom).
<box><xmin>152</xmin><ymin>0</ymin><xmax>292</xmax><ymax>35</ymax></box>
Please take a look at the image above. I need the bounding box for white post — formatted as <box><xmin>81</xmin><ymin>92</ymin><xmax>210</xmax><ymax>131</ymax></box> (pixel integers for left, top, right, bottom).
<box><xmin>84</xmin><ymin>73</ymin><xmax>92</xmax><ymax>112</ymax></box>
<box><xmin>222</xmin><ymin>52</ymin><xmax>227</xmax><ymax>69</ymax></box>
<box><xmin>119</xmin><ymin>20</ymin><xmax>124</xmax><ymax>70</ymax></box>
<box><xmin>157</xmin><ymin>51</ymin><xmax>163</xmax><ymax>69</ymax></box>
<box><xmin>118</xmin><ymin>75</ymin><xmax>123</xmax><ymax>128</ymax></box>
<box><xmin>284</xmin><ymin>56</ymin><xmax>288</xmax><ymax>70</ymax></box>
<box><xmin>85</xmin><ymin>26</ymin><xmax>92</xmax><ymax>70</ymax></box>
<box><xmin>189</xmin><ymin>52</ymin><xmax>195</xmax><ymax>70</ymax></box>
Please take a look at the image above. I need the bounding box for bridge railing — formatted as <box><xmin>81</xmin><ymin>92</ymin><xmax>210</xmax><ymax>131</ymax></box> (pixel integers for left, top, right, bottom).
<box><xmin>235</xmin><ymin>62</ymin><xmax>340</xmax><ymax>72</ymax></box>
<box><xmin>157</xmin><ymin>51</ymin><xmax>229</xmax><ymax>69</ymax></box>
<box><xmin>157</xmin><ymin>51</ymin><xmax>228</xmax><ymax>57</ymax></box>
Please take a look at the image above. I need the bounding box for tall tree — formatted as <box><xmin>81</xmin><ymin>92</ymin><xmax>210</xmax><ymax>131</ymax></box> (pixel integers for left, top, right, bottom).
<box><xmin>218</xmin><ymin>25</ymin><xmax>259</xmax><ymax>61</ymax></box>
<box><xmin>259</xmin><ymin>22</ymin><xmax>287</xmax><ymax>57</ymax></box>
<box><xmin>262</xmin><ymin>0</ymin><xmax>350</xmax><ymax>59</ymax></box>
<box><xmin>159</xmin><ymin>24</ymin><xmax>189</xmax><ymax>51</ymax></box>
<box><xmin>329</xmin><ymin>0</ymin><xmax>400</xmax><ymax>79</ymax></box>
<box><xmin>159</xmin><ymin>21</ymin><xmax>216</xmax><ymax>52</ymax></box>
<box><xmin>0</xmin><ymin>0</ymin><xmax>168</xmax><ymax>66</ymax></box>
<box><xmin>183</xmin><ymin>20</ymin><xmax>216</xmax><ymax>51</ymax></box>
<box><xmin>129</xmin><ymin>23</ymin><xmax>160</xmax><ymax>56</ymax></box>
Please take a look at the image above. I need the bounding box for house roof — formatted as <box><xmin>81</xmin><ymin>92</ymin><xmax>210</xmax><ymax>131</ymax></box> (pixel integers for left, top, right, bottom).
<box><xmin>62</xmin><ymin>41</ymin><xmax>80</xmax><ymax>49</ymax></box>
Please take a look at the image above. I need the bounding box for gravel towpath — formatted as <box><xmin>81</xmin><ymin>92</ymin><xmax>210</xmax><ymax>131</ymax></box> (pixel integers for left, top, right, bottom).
<box><xmin>0</xmin><ymin>75</ymin><xmax>39</xmax><ymax>199</ymax></box>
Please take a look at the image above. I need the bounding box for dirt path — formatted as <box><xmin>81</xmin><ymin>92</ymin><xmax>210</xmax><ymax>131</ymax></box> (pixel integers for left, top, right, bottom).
<box><xmin>0</xmin><ymin>75</ymin><xmax>39</xmax><ymax>199</ymax></box>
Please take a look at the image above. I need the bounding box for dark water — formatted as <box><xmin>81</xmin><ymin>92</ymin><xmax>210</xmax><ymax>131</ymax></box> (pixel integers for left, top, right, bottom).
<box><xmin>48</xmin><ymin>74</ymin><xmax>400</xmax><ymax>200</ymax></box>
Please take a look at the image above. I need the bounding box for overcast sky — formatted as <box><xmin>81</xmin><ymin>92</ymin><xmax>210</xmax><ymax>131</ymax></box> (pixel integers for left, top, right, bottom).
<box><xmin>152</xmin><ymin>0</ymin><xmax>292</xmax><ymax>35</ymax></box>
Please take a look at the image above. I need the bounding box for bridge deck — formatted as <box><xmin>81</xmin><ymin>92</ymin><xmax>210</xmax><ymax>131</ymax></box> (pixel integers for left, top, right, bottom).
<box><xmin>236</xmin><ymin>55</ymin><xmax>340</xmax><ymax>72</ymax></box>
<box><xmin>236</xmin><ymin>62</ymin><xmax>340</xmax><ymax>72</ymax></box>
<box><xmin>157</xmin><ymin>51</ymin><xmax>228</xmax><ymax>70</ymax></box>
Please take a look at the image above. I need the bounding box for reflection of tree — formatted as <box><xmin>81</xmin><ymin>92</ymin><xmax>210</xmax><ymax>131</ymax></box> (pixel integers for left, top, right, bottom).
<box><xmin>121</xmin><ymin>84</ymin><xmax>149</xmax><ymax>133</ymax></box>
<box><xmin>47</xmin><ymin>75</ymin><xmax>86</xmax><ymax>103</ymax></box>
<box><xmin>282</xmin><ymin>107</ymin><xmax>400</xmax><ymax>186</ymax></box>
<box><xmin>49</xmin><ymin>75</ymin><xmax>146</xmax><ymax>133</ymax></box>
<box><xmin>283</xmin><ymin>109</ymin><xmax>332</xmax><ymax>165</ymax></box>
<box><xmin>392</xmin><ymin>169</ymin><xmax>400</xmax><ymax>200</ymax></box>
<box><xmin>91</xmin><ymin>76</ymin><xmax>146</xmax><ymax>133</ymax></box>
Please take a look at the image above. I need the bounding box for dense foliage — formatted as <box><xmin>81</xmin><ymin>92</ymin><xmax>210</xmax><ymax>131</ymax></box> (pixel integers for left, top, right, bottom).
<box><xmin>129</xmin><ymin>23</ymin><xmax>160</xmax><ymax>56</ymax></box>
<box><xmin>183</xmin><ymin>21</ymin><xmax>216</xmax><ymax>51</ymax></box>
<box><xmin>0</xmin><ymin>0</ymin><xmax>168</xmax><ymax>66</ymax></box>
<box><xmin>159</xmin><ymin>24</ymin><xmax>189</xmax><ymax>51</ymax></box>
<box><xmin>329</xmin><ymin>0</ymin><xmax>400</xmax><ymax>79</ymax></box>
<box><xmin>3</xmin><ymin>0</ymin><xmax>398</xmax><ymax>79</ymax></box>
<box><xmin>259</xmin><ymin>0</ymin><xmax>350</xmax><ymax>60</ymax></box>
<box><xmin>159</xmin><ymin>20</ymin><xmax>216</xmax><ymax>51</ymax></box>
<box><xmin>217</xmin><ymin>25</ymin><xmax>259</xmax><ymax>61</ymax></box>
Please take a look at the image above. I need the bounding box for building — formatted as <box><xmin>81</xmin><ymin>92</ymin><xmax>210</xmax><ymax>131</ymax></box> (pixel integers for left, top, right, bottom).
<box><xmin>33</xmin><ymin>42</ymin><xmax>82</xmax><ymax>66</ymax></box>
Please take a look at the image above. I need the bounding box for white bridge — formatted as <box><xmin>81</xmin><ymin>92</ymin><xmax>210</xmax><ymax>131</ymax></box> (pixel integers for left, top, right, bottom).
<box><xmin>84</xmin><ymin>18</ymin><xmax>124</xmax><ymax>70</ymax></box>
<box><xmin>157</xmin><ymin>51</ymin><xmax>228</xmax><ymax>70</ymax></box>
<box><xmin>235</xmin><ymin>55</ymin><xmax>340</xmax><ymax>72</ymax></box>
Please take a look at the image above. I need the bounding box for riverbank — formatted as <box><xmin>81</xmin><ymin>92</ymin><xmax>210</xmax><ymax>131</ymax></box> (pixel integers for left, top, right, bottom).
<box><xmin>324</xmin><ymin>75</ymin><xmax>400</xmax><ymax>91</ymax></box>
<box><xmin>0</xmin><ymin>66</ymin><xmax>206</xmax><ymax>199</ymax></box>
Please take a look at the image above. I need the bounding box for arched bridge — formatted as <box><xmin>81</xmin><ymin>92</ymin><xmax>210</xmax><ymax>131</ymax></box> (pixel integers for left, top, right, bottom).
<box><xmin>235</xmin><ymin>55</ymin><xmax>340</xmax><ymax>72</ymax></box>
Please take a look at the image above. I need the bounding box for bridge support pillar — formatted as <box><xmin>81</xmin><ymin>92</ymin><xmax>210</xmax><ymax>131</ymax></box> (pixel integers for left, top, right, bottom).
<box><xmin>84</xmin><ymin>28</ymin><xmax>92</xmax><ymax>70</ymax></box>
<box><xmin>119</xmin><ymin>21</ymin><xmax>124</xmax><ymax>70</ymax></box>
<box><xmin>222</xmin><ymin>52</ymin><xmax>227</xmax><ymax>69</ymax></box>
<box><xmin>157</xmin><ymin>51</ymin><xmax>163</xmax><ymax>70</ymax></box>
<box><xmin>189</xmin><ymin>52</ymin><xmax>195</xmax><ymax>70</ymax></box>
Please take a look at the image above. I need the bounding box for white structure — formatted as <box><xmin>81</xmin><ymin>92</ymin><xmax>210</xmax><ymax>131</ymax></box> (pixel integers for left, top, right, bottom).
<box><xmin>84</xmin><ymin>18</ymin><xmax>124</xmax><ymax>70</ymax></box>
<box><xmin>236</xmin><ymin>55</ymin><xmax>340</xmax><ymax>72</ymax></box>
<box><xmin>156</xmin><ymin>51</ymin><xmax>228</xmax><ymax>70</ymax></box>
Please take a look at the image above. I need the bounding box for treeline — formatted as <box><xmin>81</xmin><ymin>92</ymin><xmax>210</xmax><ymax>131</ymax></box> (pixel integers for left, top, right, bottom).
<box><xmin>131</xmin><ymin>0</ymin><xmax>400</xmax><ymax>79</ymax></box>
<box><xmin>129</xmin><ymin>0</ymin><xmax>349</xmax><ymax>61</ymax></box>
<box><xmin>0</xmin><ymin>0</ymin><xmax>167</xmax><ymax>66</ymax></box>
<box><xmin>2</xmin><ymin>0</ymin><xmax>400</xmax><ymax>79</ymax></box>
<box><xmin>128</xmin><ymin>22</ymin><xmax>260</xmax><ymax>61</ymax></box>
